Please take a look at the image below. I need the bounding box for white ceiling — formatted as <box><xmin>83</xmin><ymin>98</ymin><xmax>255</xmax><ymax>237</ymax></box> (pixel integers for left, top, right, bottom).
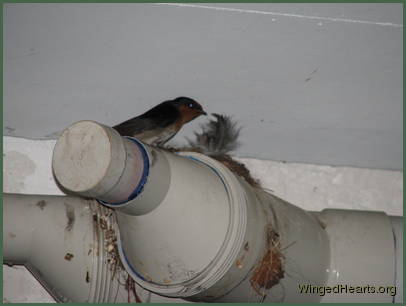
<box><xmin>4</xmin><ymin>3</ymin><xmax>403</xmax><ymax>170</ymax></box>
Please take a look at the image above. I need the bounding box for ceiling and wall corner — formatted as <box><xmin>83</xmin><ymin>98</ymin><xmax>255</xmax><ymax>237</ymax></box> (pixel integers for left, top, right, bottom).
<box><xmin>3</xmin><ymin>3</ymin><xmax>403</xmax><ymax>170</ymax></box>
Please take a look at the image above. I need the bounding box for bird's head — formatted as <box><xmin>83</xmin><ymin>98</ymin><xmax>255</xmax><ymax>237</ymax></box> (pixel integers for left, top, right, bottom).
<box><xmin>172</xmin><ymin>97</ymin><xmax>207</xmax><ymax>124</ymax></box>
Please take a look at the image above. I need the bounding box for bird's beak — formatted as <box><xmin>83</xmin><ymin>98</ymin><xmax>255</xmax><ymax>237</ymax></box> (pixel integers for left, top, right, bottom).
<box><xmin>199</xmin><ymin>110</ymin><xmax>207</xmax><ymax>116</ymax></box>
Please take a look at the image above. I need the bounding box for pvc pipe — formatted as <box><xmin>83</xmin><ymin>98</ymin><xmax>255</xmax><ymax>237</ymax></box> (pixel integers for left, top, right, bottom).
<box><xmin>4</xmin><ymin>193</ymin><xmax>401</xmax><ymax>303</ymax></box>
<box><xmin>52</xmin><ymin>120</ymin><xmax>169</xmax><ymax>215</ymax></box>
<box><xmin>52</xmin><ymin>121</ymin><xmax>148</xmax><ymax>204</ymax></box>
<box><xmin>49</xmin><ymin>121</ymin><xmax>403</xmax><ymax>302</ymax></box>
<box><xmin>313</xmin><ymin>209</ymin><xmax>396</xmax><ymax>303</ymax></box>
<box><xmin>390</xmin><ymin>216</ymin><xmax>403</xmax><ymax>303</ymax></box>
<box><xmin>52</xmin><ymin>121</ymin><xmax>331</xmax><ymax>302</ymax></box>
<box><xmin>3</xmin><ymin>193</ymin><xmax>144</xmax><ymax>303</ymax></box>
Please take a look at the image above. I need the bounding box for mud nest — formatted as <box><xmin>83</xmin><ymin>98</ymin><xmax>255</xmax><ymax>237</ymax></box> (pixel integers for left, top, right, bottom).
<box><xmin>164</xmin><ymin>146</ymin><xmax>261</xmax><ymax>188</ymax></box>
<box><xmin>250</xmin><ymin>224</ymin><xmax>284</xmax><ymax>297</ymax></box>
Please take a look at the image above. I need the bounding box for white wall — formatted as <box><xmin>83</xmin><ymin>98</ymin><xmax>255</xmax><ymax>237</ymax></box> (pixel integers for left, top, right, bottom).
<box><xmin>3</xmin><ymin>136</ymin><xmax>403</xmax><ymax>302</ymax></box>
<box><xmin>4</xmin><ymin>136</ymin><xmax>403</xmax><ymax>216</ymax></box>
<box><xmin>4</xmin><ymin>3</ymin><xmax>403</xmax><ymax>170</ymax></box>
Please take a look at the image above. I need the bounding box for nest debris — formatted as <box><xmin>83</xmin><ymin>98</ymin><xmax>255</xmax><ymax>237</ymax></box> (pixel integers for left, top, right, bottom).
<box><xmin>249</xmin><ymin>224</ymin><xmax>284</xmax><ymax>297</ymax></box>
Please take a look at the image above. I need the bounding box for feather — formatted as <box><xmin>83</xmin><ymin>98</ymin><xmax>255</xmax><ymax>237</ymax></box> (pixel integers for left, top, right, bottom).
<box><xmin>166</xmin><ymin>113</ymin><xmax>261</xmax><ymax>187</ymax></box>
<box><xmin>186</xmin><ymin>113</ymin><xmax>241</xmax><ymax>155</ymax></box>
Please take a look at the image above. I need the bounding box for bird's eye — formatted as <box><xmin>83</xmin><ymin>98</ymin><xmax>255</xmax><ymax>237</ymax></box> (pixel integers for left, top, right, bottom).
<box><xmin>188</xmin><ymin>103</ymin><xmax>194</xmax><ymax>108</ymax></box>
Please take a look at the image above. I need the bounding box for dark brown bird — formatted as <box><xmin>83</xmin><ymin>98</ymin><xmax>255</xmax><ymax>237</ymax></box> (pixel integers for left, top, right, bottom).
<box><xmin>113</xmin><ymin>97</ymin><xmax>206</xmax><ymax>145</ymax></box>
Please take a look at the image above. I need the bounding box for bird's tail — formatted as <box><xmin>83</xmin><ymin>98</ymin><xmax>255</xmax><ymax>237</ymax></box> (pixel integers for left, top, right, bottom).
<box><xmin>186</xmin><ymin>113</ymin><xmax>241</xmax><ymax>156</ymax></box>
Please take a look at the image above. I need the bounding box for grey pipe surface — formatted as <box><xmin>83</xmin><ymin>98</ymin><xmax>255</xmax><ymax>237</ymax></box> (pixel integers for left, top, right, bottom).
<box><xmin>52</xmin><ymin>119</ymin><xmax>332</xmax><ymax>302</ymax></box>
<box><xmin>3</xmin><ymin>193</ymin><xmax>142</xmax><ymax>303</ymax></box>
<box><xmin>390</xmin><ymin>216</ymin><xmax>403</xmax><ymax>303</ymax></box>
<box><xmin>48</xmin><ymin>120</ymin><xmax>401</xmax><ymax>303</ymax></box>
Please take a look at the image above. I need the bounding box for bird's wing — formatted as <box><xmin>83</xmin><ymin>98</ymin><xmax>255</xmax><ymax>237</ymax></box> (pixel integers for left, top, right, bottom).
<box><xmin>113</xmin><ymin>102</ymin><xmax>179</xmax><ymax>137</ymax></box>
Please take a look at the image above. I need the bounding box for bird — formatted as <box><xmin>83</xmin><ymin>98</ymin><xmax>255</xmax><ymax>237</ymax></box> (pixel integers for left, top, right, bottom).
<box><xmin>113</xmin><ymin>97</ymin><xmax>206</xmax><ymax>146</ymax></box>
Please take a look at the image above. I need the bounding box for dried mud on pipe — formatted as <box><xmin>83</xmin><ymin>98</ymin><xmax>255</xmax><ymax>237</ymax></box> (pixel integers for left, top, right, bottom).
<box><xmin>90</xmin><ymin>201</ymin><xmax>142</xmax><ymax>303</ymax></box>
<box><xmin>250</xmin><ymin>224</ymin><xmax>284</xmax><ymax>296</ymax></box>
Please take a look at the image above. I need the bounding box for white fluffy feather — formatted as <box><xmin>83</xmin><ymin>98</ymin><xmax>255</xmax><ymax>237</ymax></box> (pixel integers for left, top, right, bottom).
<box><xmin>187</xmin><ymin>113</ymin><xmax>241</xmax><ymax>155</ymax></box>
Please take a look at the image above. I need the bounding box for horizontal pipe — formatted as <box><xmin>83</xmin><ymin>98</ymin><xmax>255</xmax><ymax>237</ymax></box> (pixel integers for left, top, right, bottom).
<box><xmin>314</xmin><ymin>209</ymin><xmax>396</xmax><ymax>303</ymax></box>
<box><xmin>3</xmin><ymin>193</ymin><xmax>144</xmax><ymax>303</ymax></box>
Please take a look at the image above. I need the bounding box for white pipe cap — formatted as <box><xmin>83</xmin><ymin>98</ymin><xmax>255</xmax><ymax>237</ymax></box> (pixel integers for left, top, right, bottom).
<box><xmin>52</xmin><ymin>120</ymin><xmax>126</xmax><ymax>198</ymax></box>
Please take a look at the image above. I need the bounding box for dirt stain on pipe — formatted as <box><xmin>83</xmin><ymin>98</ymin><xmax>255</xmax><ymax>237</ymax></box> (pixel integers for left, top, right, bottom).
<box><xmin>64</xmin><ymin>253</ymin><xmax>74</xmax><ymax>261</ymax></box>
<box><xmin>65</xmin><ymin>203</ymin><xmax>75</xmax><ymax>231</ymax></box>
<box><xmin>36</xmin><ymin>200</ymin><xmax>47</xmax><ymax>210</ymax></box>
